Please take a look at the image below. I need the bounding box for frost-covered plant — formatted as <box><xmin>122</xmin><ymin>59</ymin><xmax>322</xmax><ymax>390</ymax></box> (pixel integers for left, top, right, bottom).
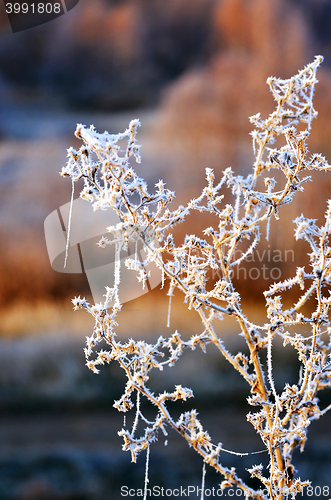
<box><xmin>61</xmin><ymin>56</ymin><xmax>331</xmax><ymax>499</ymax></box>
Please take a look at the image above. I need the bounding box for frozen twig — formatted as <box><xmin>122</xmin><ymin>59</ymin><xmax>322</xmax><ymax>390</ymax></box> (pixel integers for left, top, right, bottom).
<box><xmin>62</xmin><ymin>57</ymin><xmax>331</xmax><ymax>499</ymax></box>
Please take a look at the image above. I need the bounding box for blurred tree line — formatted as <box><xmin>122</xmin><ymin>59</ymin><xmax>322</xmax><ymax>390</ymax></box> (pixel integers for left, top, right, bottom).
<box><xmin>0</xmin><ymin>0</ymin><xmax>330</xmax><ymax>111</ymax></box>
<box><xmin>1</xmin><ymin>0</ymin><xmax>331</xmax><ymax>308</ymax></box>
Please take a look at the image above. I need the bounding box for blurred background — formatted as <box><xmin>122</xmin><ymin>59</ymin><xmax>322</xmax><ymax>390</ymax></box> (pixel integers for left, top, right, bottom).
<box><xmin>1</xmin><ymin>0</ymin><xmax>331</xmax><ymax>498</ymax></box>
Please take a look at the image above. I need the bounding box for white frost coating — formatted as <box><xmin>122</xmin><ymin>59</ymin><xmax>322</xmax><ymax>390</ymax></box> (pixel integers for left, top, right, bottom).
<box><xmin>64</xmin><ymin>176</ymin><xmax>75</xmax><ymax>269</ymax></box>
<box><xmin>201</xmin><ymin>462</ymin><xmax>206</xmax><ymax>500</ymax></box>
<box><xmin>64</xmin><ymin>57</ymin><xmax>331</xmax><ymax>499</ymax></box>
<box><xmin>143</xmin><ymin>445</ymin><xmax>150</xmax><ymax>500</ymax></box>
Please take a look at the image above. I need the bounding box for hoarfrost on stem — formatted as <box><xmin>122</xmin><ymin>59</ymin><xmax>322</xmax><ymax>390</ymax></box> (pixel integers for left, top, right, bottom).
<box><xmin>61</xmin><ymin>56</ymin><xmax>331</xmax><ymax>499</ymax></box>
